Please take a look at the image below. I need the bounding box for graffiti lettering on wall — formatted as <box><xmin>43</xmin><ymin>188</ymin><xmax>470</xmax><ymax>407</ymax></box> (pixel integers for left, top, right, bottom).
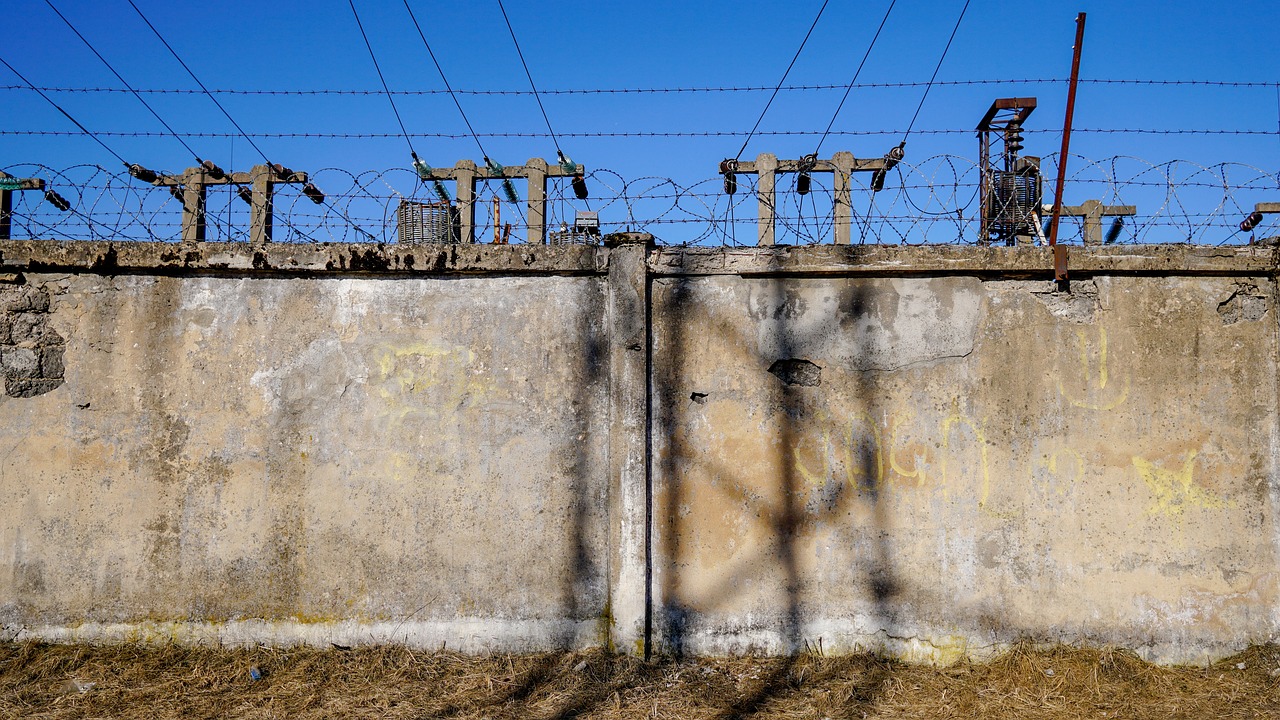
<box><xmin>1133</xmin><ymin>451</ymin><xmax>1232</xmax><ymax>519</ymax></box>
<box><xmin>1057</xmin><ymin>328</ymin><xmax>1130</xmax><ymax>411</ymax></box>
<box><xmin>795</xmin><ymin>403</ymin><xmax>992</xmax><ymax>508</ymax></box>
<box><xmin>371</xmin><ymin>342</ymin><xmax>492</xmax><ymax>428</ymax></box>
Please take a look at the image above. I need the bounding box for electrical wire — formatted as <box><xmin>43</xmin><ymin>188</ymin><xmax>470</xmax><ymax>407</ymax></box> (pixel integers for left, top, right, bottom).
<box><xmin>7</xmin><ymin>128</ymin><xmax>1275</xmax><ymax>139</ymax></box>
<box><xmin>0</xmin><ymin>55</ymin><xmax>127</xmax><ymax>165</ymax></box>
<box><xmin>814</xmin><ymin>0</ymin><xmax>897</xmax><ymax>156</ymax></box>
<box><xmin>903</xmin><ymin>0</ymin><xmax>971</xmax><ymax>142</ymax></box>
<box><xmin>401</xmin><ymin>0</ymin><xmax>488</xmax><ymax>159</ymax></box>
<box><xmin>43</xmin><ymin>0</ymin><xmax>203</xmax><ymax>165</ymax></box>
<box><xmin>495</xmin><ymin>0</ymin><xmax>564</xmax><ymax>160</ymax></box>
<box><xmin>347</xmin><ymin>0</ymin><xmax>417</xmax><ymax>159</ymax></box>
<box><xmin>734</xmin><ymin>0</ymin><xmax>830</xmax><ymax>160</ymax></box>
<box><xmin>124</xmin><ymin>0</ymin><xmax>273</xmax><ymax>166</ymax></box>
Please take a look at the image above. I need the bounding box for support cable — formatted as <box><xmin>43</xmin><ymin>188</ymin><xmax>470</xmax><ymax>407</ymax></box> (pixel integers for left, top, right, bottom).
<box><xmin>124</xmin><ymin>0</ymin><xmax>273</xmax><ymax>166</ymax></box>
<box><xmin>902</xmin><ymin>0</ymin><xmax>972</xmax><ymax>143</ymax></box>
<box><xmin>44</xmin><ymin>0</ymin><xmax>203</xmax><ymax>165</ymax></box>
<box><xmin>347</xmin><ymin>0</ymin><xmax>417</xmax><ymax>159</ymax></box>
<box><xmin>734</xmin><ymin>0</ymin><xmax>830</xmax><ymax>161</ymax></box>
<box><xmin>0</xmin><ymin>55</ymin><xmax>126</xmax><ymax>165</ymax></box>
<box><xmin>813</xmin><ymin>0</ymin><xmax>897</xmax><ymax>156</ymax></box>
<box><xmin>495</xmin><ymin>0</ymin><xmax>562</xmax><ymax>159</ymax></box>
<box><xmin>401</xmin><ymin>0</ymin><xmax>488</xmax><ymax>159</ymax></box>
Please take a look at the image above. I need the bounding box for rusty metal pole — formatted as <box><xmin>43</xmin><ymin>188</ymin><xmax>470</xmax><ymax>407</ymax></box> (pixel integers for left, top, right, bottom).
<box><xmin>1048</xmin><ymin>12</ymin><xmax>1086</xmax><ymax>282</ymax></box>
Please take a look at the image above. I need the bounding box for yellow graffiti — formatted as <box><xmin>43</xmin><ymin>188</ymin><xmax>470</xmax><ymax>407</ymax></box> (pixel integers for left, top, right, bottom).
<box><xmin>940</xmin><ymin>408</ymin><xmax>992</xmax><ymax>508</ymax></box>
<box><xmin>888</xmin><ymin>413</ymin><xmax>928</xmax><ymax>488</ymax></box>
<box><xmin>1057</xmin><ymin>328</ymin><xmax>1130</xmax><ymax>411</ymax></box>
<box><xmin>1042</xmin><ymin>447</ymin><xmax>1085</xmax><ymax>496</ymax></box>
<box><xmin>371</xmin><ymin>342</ymin><xmax>491</xmax><ymax>427</ymax></box>
<box><xmin>794</xmin><ymin>403</ymin><xmax>990</xmax><ymax>505</ymax></box>
<box><xmin>1133</xmin><ymin>451</ymin><xmax>1229</xmax><ymax>518</ymax></box>
<box><xmin>795</xmin><ymin>407</ymin><xmax>883</xmax><ymax>491</ymax></box>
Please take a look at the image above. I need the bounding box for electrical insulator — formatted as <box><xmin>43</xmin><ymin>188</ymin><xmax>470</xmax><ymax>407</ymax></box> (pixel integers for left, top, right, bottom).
<box><xmin>796</xmin><ymin>153</ymin><xmax>816</xmax><ymax>196</ymax></box>
<box><xmin>237</xmin><ymin>186</ymin><xmax>253</xmax><ymax>205</ymax></box>
<box><xmin>572</xmin><ymin>173</ymin><xmax>588</xmax><ymax>200</ymax></box>
<box><xmin>719</xmin><ymin>158</ymin><xmax>738</xmax><ymax>196</ymax></box>
<box><xmin>1006</xmin><ymin>122</ymin><xmax>1024</xmax><ymax>154</ymax></box>
<box><xmin>412</xmin><ymin>153</ymin><xmax>432</xmax><ymax>180</ymax></box>
<box><xmin>271</xmin><ymin>163</ymin><xmax>294</xmax><ymax>180</ymax></box>
<box><xmin>502</xmin><ymin>178</ymin><xmax>519</xmax><ymax>204</ymax></box>
<box><xmin>44</xmin><ymin>189</ymin><xmax>71</xmax><ymax>211</ymax></box>
<box><xmin>432</xmin><ymin>180</ymin><xmax>452</xmax><ymax>203</ymax></box>
<box><xmin>127</xmin><ymin>163</ymin><xmax>158</xmax><ymax>183</ymax></box>
<box><xmin>558</xmin><ymin>151</ymin><xmax>578</xmax><ymax>175</ymax></box>
<box><xmin>884</xmin><ymin>143</ymin><xmax>905</xmax><ymax>171</ymax></box>
<box><xmin>302</xmin><ymin>183</ymin><xmax>325</xmax><ymax>205</ymax></box>
<box><xmin>485</xmin><ymin>157</ymin><xmax>505</xmax><ymax>177</ymax></box>
<box><xmin>169</xmin><ymin>185</ymin><xmax>184</xmax><ymax>202</ymax></box>
<box><xmin>1241</xmin><ymin>210</ymin><xmax>1264</xmax><ymax>232</ymax></box>
<box><xmin>201</xmin><ymin>159</ymin><xmax>227</xmax><ymax>180</ymax></box>
<box><xmin>1105</xmin><ymin>216</ymin><xmax>1124</xmax><ymax>244</ymax></box>
<box><xmin>870</xmin><ymin>169</ymin><xmax>887</xmax><ymax>192</ymax></box>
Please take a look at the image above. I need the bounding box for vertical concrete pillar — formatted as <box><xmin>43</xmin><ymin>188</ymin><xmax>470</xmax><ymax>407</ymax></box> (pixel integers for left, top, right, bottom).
<box><xmin>832</xmin><ymin>151</ymin><xmax>854</xmax><ymax>245</ymax></box>
<box><xmin>606</xmin><ymin>233</ymin><xmax>652</xmax><ymax>656</ymax></box>
<box><xmin>455</xmin><ymin>159</ymin><xmax>477</xmax><ymax>244</ymax></box>
<box><xmin>526</xmin><ymin>157</ymin><xmax>547</xmax><ymax>245</ymax></box>
<box><xmin>181</xmin><ymin>168</ymin><xmax>207</xmax><ymax>243</ymax></box>
<box><xmin>249</xmin><ymin>165</ymin><xmax>274</xmax><ymax>247</ymax></box>
<box><xmin>756</xmin><ymin>153</ymin><xmax>777</xmax><ymax>246</ymax></box>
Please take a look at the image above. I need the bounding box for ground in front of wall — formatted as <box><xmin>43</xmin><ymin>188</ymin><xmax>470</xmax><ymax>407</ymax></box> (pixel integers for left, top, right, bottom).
<box><xmin>2</xmin><ymin>641</ymin><xmax>1279</xmax><ymax>719</ymax></box>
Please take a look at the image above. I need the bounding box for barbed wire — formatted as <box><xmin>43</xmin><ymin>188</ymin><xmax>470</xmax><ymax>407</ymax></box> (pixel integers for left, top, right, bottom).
<box><xmin>3</xmin><ymin>79</ymin><xmax>1279</xmax><ymax>95</ymax></box>
<box><xmin>4</xmin><ymin>129</ymin><xmax>1278</xmax><ymax>139</ymax></box>
<box><xmin>3</xmin><ymin>155</ymin><xmax>1277</xmax><ymax>247</ymax></box>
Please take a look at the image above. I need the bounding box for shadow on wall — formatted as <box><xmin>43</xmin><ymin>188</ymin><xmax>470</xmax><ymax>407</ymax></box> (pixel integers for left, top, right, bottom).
<box><xmin>652</xmin><ymin>273</ymin><xmax>946</xmax><ymax>713</ymax></box>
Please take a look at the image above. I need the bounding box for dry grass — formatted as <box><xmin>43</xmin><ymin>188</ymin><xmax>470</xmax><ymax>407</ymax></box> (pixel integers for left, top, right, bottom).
<box><xmin>2</xmin><ymin>641</ymin><xmax>1279</xmax><ymax>719</ymax></box>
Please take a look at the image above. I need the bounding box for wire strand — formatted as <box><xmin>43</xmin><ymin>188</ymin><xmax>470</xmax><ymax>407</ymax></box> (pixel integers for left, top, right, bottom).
<box><xmin>401</xmin><ymin>0</ymin><xmax>487</xmax><ymax>159</ymax></box>
<box><xmin>44</xmin><ymin>0</ymin><xmax>203</xmax><ymax>164</ymax></box>
<box><xmin>495</xmin><ymin>0</ymin><xmax>565</xmax><ymax>160</ymax></box>
<box><xmin>814</xmin><ymin>0</ymin><xmax>897</xmax><ymax>156</ymax></box>
<box><xmin>347</xmin><ymin>0</ymin><xmax>416</xmax><ymax>159</ymax></box>
<box><xmin>735</xmin><ymin>0</ymin><xmax>831</xmax><ymax>160</ymax></box>
<box><xmin>903</xmin><ymin>0</ymin><xmax>972</xmax><ymax>142</ymax></box>
<box><xmin>125</xmin><ymin>0</ymin><xmax>273</xmax><ymax>165</ymax></box>
<box><xmin>0</xmin><ymin>55</ymin><xmax>127</xmax><ymax>165</ymax></box>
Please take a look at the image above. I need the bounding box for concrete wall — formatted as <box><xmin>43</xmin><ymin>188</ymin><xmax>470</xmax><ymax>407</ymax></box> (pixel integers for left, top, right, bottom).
<box><xmin>1</xmin><ymin>240</ymin><xmax>1278</xmax><ymax>663</ymax></box>
<box><xmin>0</xmin><ymin>254</ymin><xmax>612</xmax><ymax>652</ymax></box>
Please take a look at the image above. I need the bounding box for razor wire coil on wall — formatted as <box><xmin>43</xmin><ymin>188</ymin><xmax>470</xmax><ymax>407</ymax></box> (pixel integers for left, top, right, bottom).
<box><xmin>3</xmin><ymin>156</ymin><xmax>1278</xmax><ymax>246</ymax></box>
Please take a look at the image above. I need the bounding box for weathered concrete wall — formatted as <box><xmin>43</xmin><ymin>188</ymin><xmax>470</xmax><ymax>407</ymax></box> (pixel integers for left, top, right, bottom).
<box><xmin>651</xmin><ymin>273</ymin><xmax>1278</xmax><ymax>664</ymax></box>
<box><xmin>1</xmin><ymin>240</ymin><xmax>1278</xmax><ymax>664</ymax></box>
<box><xmin>0</xmin><ymin>268</ymin><xmax>611</xmax><ymax>652</ymax></box>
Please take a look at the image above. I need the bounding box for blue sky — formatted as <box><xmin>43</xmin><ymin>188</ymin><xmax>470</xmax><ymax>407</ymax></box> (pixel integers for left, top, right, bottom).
<box><xmin>2</xmin><ymin>1</ymin><xmax>1279</xmax><ymax>244</ymax></box>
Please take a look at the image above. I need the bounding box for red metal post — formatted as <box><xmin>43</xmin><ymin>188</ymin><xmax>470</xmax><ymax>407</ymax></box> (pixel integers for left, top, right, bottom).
<box><xmin>1048</xmin><ymin>12</ymin><xmax>1087</xmax><ymax>280</ymax></box>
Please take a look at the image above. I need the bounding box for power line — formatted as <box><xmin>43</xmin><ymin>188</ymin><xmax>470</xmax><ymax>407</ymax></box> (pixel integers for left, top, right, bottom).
<box><xmin>124</xmin><ymin>0</ymin><xmax>273</xmax><ymax>166</ymax></box>
<box><xmin>0</xmin><ymin>55</ymin><xmax>127</xmax><ymax>165</ymax></box>
<box><xmin>43</xmin><ymin>0</ymin><xmax>203</xmax><ymax>166</ymax></box>
<box><xmin>401</xmin><ymin>0</ymin><xmax>488</xmax><ymax>159</ymax></box>
<box><xmin>495</xmin><ymin>0</ymin><xmax>565</xmax><ymax>161</ymax></box>
<box><xmin>903</xmin><ymin>0</ymin><xmax>972</xmax><ymax>142</ymax></box>
<box><xmin>814</xmin><ymin>0</ymin><xmax>897</xmax><ymax>156</ymax></box>
<box><xmin>347</xmin><ymin>0</ymin><xmax>417</xmax><ymax>160</ymax></box>
<box><xmin>735</xmin><ymin>0</ymin><xmax>831</xmax><ymax>161</ymax></box>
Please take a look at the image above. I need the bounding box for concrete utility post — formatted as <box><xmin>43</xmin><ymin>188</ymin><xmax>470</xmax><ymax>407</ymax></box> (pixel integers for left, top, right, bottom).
<box><xmin>722</xmin><ymin>152</ymin><xmax>887</xmax><ymax>246</ymax></box>
<box><xmin>153</xmin><ymin>165</ymin><xmax>308</xmax><ymax>245</ymax></box>
<box><xmin>1044</xmin><ymin>199</ymin><xmax>1137</xmax><ymax>245</ymax></box>
<box><xmin>0</xmin><ymin>171</ymin><xmax>46</xmax><ymax>241</ymax></box>
<box><xmin>417</xmin><ymin>158</ymin><xmax>584</xmax><ymax>245</ymax></box>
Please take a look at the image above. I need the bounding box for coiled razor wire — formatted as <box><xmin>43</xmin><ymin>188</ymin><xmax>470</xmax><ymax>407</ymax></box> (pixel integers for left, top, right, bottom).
<box><xmin>3</xmin><ymin>157</ymin><xmax>1278</xmax><ymax>246</ymax></box>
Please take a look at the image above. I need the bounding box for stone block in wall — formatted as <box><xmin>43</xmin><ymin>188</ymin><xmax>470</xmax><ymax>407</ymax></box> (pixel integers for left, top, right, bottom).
<box><xmin>0</xmin><ymin>282</ymin><xmax>65</xmax><ymax>398</ymax></box>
